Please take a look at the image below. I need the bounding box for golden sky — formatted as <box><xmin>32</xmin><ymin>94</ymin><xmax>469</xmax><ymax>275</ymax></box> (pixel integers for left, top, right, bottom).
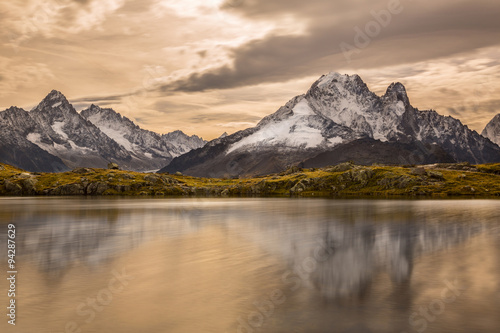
<box><xmin>1</xmin><ymin>0</ymin><xmax>500</xmax><ymax>139</ymax></box>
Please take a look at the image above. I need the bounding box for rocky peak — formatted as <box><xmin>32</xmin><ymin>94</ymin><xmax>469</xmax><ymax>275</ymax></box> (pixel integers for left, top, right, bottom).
<box><xmin>46</xmin><ymin>89</ymin><xmax>66</xmax><ymax>100</ymax></box>
<box><xmin>41</xmin><ymin>90</ymin><xmax>71</xmax><ymax>107</ymax></box>
<box><xmin>31</xmin><ymin>90</ymin><xmax>75</xmax><ymax>118</ymax></box>
<box><xmin>0</xmin><ymin>107</ymin><xmax>33</xmax><ymax>130</ymax></box>
<box><xmin>384</xmin><ymin>82</ymin><xmax>410</xmax><ymax>106</ymax></box>
<box><xmin>2</xmin><ymin>106</ymin><xmax>27</xmax><ymax>115</ymax></box>
<box><xmin>306</xmin><ymin>72</ymin><xmax>376</xmax><ymax>109</ymax></box>
<box><xmin>82</xmin><ymin>105</ymin><xmax>140</xmax><ymax>130</ymax></box>
<box><xmin>482</xmin><ymin>113</ymin><xmax>500</xmax><ymax>146</ymax></box>
<box><xmin>311</xmin><ymin>72</ymin><xmax>366</xmax><ymax>91</ymax></box>
<box><xmin>88</xmin><ymin>104</ymin><xmax>101</xmax><ymax>111</ymax></box>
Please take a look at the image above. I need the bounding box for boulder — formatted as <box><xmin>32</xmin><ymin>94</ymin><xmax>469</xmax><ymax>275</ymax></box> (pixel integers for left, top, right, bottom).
<box><xmin>20</xmin><ymin>178</ymin><xmax>38</xmax><ymax>195</ymax></box>
<box><xmin>144</xmin><ymin>174</ymin><xmax>161</xmax><ymax>183</ymax></box>
<box><xmin>4</xmin><ymin>180</ymin><xmax>22</xmax><ymax>195</ymax></box>
<box><xmin>113</xmin><ymin>184</ymin><xmax>132</xmax><ymax>193</ymax></box>
<box><xmin>290</xmin><ymin>179</ymin><xmax>311</xmax><ymax>194</ymax></box>
<box><xmin>18</xmin><ymin>172</ymin><xmax>32</xmax><ymax>179</ymax></box>
<box><xmin>329</xmin><ymin>162</ymin><xmax>354</xmax><ymax>173</ymax></box>
<box><xmin>427</xmin><ymin>171</ymin><xmax>444</xmax><ymax>180</ymax></box>
<box><xmin>350</xmin><ymin>168</ymin><xmax>374</xmax><ymax>183</ymax></box>
<box><xmin>52</xmin><ymin>183</ymin><xmax>85</xmax><ymax>195</ymax></box>
<box><xmin>86</xmin><ymin>182</ymin><xmax>109</xmax><ymax>195</ymax></box>
<box><xmin>107</xmin><ymin>163</ymin><xmax>120</xmax><ymax>170</ymax></box>
<box><xmin>72</xmin><ymin>167</ymin><xmax>95</xmax><ymax>174</ymax></box>
<box><xmin>160</xmin><ymin>175</ymin><xmax>178</xmax><ymax>185</ymax></box>
<box><xmin>410</xmin><ymin>167</ymin><xmax>426</xmax><ymax>176</ymax></box>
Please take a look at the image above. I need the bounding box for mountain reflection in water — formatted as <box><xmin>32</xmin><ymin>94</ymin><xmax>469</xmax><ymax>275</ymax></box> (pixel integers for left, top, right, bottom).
<box><xmin>0</xmin><ymin>198</ymin><xmax>499</xmax><ymax>333</ymax></box>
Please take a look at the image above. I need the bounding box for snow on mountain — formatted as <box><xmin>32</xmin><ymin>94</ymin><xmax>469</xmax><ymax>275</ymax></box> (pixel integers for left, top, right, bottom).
<box><xmin>482</xmin><ymin>114</ymin><xmax>500</xmax><ymax>146</ymax></box>
<box><xmin>0</xmin><ymin>91</ymin><xmax>206</xmax><ymax>172</ymax></box>
<box><xmin>161</xmin><ymin>130</ymin><xmax>207</xmax><ymax>157</ymax></box>
<box><xmin>160</xmin><ymin>72</ymin><xmax>500</xmax><ymax>177</ymax></box>
<box><xmin>0</xmin><ymin>106</ymin><xmax>68</xmax><ymax>172</ymax></box>
<box><xmin>25</xmin><ymin>90</ymin><xmax>132</xmax><ymax>170</ymax></box>
<box><xmin>224</xmin><ymin>91</ymin><xmax>360</xmax><ymax>156</ymax></box>
<box><xmin>81</xmin><ymin>105</ymin><xmax>206</xmax><ymax>170</ymax></box>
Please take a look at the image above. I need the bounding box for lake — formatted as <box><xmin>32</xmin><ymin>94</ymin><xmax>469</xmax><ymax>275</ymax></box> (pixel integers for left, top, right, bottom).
<box><xmin>1</xmin><ymin>198</ymin><xmax>500</xmax><ymax>333</ymax></box>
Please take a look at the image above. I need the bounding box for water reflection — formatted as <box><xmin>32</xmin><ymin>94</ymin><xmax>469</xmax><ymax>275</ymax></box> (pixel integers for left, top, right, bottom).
<box><xmin>0</xmin><ymin>198</ymin><xmax>499</xmax><ymax>333</ymax></box>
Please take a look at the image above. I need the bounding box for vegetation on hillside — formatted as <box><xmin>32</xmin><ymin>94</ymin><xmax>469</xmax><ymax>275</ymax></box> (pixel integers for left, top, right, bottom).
<box><xmin>0</xmin><ymin>162</ymin><xmax>499</xmax><ymax>198</ymax></box>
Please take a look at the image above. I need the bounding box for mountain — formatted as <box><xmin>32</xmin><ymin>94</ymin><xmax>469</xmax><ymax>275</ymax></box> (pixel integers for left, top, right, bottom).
<box><xmin>301</xmin><ymin>138</ymin><xmax>455</xmax><ymax>168</ymax></box>
<box><xmin>159</xmin><ymin>73</ymin><xmax>500</xmax><ymax>177</ymax></box>
<box><xmin>0</xmin><ymin>107</ymin><xmax>68</xmax><ymax>172</ymax></box>
<box><xmin>0</xmin><ymin>90</ymin><xmax>206</xmax><ymax>172</ymax></box>
<box><xmin>482</xmin><ymin>114</ymin><xmax>500</xmax><ymax>146</ymax></box>
<box><xmin>81</xmin><ymin>105</ymin><xmax>205</xmax><ymax>171</ymax></box>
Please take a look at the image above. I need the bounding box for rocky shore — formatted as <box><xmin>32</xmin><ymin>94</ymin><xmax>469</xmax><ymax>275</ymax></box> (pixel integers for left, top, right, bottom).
<box><xmin>0</xmin><ymin>162</ymin><xmax>499</xmax><ymax>198</ymax></box>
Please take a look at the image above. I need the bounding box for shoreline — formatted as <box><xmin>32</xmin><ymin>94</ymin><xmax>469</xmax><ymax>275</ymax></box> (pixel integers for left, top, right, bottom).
<box><xmin>1</xmin><ymin>162</ymin><xmax>499</xmax><ymax>198</ymax></box>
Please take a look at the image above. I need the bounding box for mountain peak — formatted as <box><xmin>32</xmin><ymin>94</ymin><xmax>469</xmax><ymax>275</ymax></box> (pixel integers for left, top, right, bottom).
<box><xmin>45</xmin><ymin>90</ymin><xmax>67</xmax><ymax>102</ymax></box>
<box><xmin>482</xmin><ymin>113</ymin><xmax>500</xmax><ymax>146</ymax></box>
<box><xmin>386</xmin><ymin>82</ymin><xmax>406</xmax><ymax>93</ymax></box>
<box><xmin>314</xmin><ymin>72</ymin><xmax>363</xmax><ymax>88</ymax></box>
<box><xmin>384</xmin><ymin>82</ymin><xmax>409</xmax><ymax>105</ymax></box>
<box><xmin>31</xmin><ymin>90</ymin><xmax>74</xmax><ymax>116</ymax></box>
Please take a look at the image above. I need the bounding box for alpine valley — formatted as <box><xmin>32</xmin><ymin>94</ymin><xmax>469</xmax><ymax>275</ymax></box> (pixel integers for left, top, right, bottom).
<box><xmin>0</xmin><ymin>90</ymin><xmax>206</xmax><ymax>172</ymax></box>
<box><xmin>160</xmin><ymin>73</ymin><xmax>500</xmax><ymax>177</ymax></box>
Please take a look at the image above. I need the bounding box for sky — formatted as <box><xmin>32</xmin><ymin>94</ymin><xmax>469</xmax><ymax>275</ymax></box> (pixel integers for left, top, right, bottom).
<box><xmin>1</xmin><ymin>0</ymin><xmax>499</xmax><ymax>140</ymax></box>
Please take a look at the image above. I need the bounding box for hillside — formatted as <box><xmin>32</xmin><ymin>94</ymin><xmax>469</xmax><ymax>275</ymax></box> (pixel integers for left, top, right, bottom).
<box><xmin>1</xmin><ymin>162</ymin><xmax>499</xmax><ymax>198</ymax></box>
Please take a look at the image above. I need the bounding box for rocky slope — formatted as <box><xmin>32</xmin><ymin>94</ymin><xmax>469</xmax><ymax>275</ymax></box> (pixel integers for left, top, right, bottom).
<box><xmin>0</xmin><ymin>107</ymin><xmax>69</xmax><ymax>172</ymax></box>
<box><xmin>482</xmin><ymin>113</ymin><xmax>500</xmax><ymax>146</ymax></box>
<box><xmin>160</xmin><ymin>73</ymin><xmax>500</xmax><ymax>177</ymax></box>
<box><xmin>81</xmin><ymin>105</ymin><xmax>205</xmax><ymax>171</ymax></box>
<box><xmin>0</xmin><ymin>91</ymin><xmax>206</xmax><ymax>172</ymax></box>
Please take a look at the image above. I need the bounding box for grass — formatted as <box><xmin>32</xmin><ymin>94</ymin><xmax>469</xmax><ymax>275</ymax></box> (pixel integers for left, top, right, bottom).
<box><xmin>1</xmin><ymin>162</ymin><xmax>499</xmax><ymax>198</ymax></box>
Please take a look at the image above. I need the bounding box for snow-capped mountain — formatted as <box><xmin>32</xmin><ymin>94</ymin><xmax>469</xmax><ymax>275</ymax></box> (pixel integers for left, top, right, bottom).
<box><xmin>81</xmin><ymin>105</ymin><xmax>205</xmax><ymax>171</ymax></box>
<box><xmin>482</xmin><ymin>114</ymin><xmax>500</xmax><ymax>146</ymax></box>
<box><xmin>0</xmin><ymin>90</ymin><xmax>206</xmax><ymax>172</ymax></box>
<box><xmin>26</xmin><ymin>90</ymin><xmax>132</xmax><ymax>170</ymax></box>
<box><xmin>159</xmin><ymin>73</ymin><xmax>500</xmax><ymax>177</ymax></box>
<box><xmin>0</xmin><ymin>106</ymin><xmax>68</xmax><ymax>172</ymax></box>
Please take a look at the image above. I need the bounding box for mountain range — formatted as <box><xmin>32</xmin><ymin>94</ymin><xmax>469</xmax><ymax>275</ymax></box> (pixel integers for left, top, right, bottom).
<box><xmin>0</xmin><ymin>90</ymin><xmax>205</xmax><ymax>172</ymax></box>
<box><xmin>159</xmin><ymin>73</ymin><xmax>500</xmax><ymax>177</ymax></box>
<box><xmin>1</xmin><ymin>73</ymin><xmax>500</xmax><ymax>176</ymax></box>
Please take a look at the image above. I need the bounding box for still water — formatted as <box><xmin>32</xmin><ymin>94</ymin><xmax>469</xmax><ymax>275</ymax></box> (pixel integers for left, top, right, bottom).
<box><xmin>1</xmin><ymin>198</ymin><xmax>500</xmax><ymax>333</ymax></box>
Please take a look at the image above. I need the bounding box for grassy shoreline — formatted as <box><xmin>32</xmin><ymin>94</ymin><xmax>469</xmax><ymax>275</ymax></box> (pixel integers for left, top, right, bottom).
<box><xmin>1</xmin><ymin>162</ymin><xmax>499</xmax><ymax>198</ymax></box>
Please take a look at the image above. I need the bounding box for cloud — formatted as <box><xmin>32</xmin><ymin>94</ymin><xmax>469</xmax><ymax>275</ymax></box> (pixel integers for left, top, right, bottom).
<box><xmin>162</xmin><ymin>0</ymin><xmax>500</xmax><ymax>92</ymax></box>
<box><xmin>217</xmin><ymin>121</ymin><xmax>256</xmax><ymax>128</ymax></box>
<box><xmin>72</xmin><ymin>93</ymin><xmax>130</xmax><ymax>103</ymax></box>
<box><xmin>1</xmin><ymin>0</ymin><xmax>499</xmax><ymax>139</ymax></box>
<box><xmin>0</xmin><ymin>56</ymin><xmax>55</xmax><ymax>99</ymax></box>
<box><xmin>2</xmin><ymin>0</ymin><xmax>126</xmax><ymax>47</ymax></box>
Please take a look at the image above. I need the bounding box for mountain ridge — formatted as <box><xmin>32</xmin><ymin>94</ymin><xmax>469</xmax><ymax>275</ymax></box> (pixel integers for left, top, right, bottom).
<box><xmin>159</xmin><ymin>72</ymin><xmax>500</xmax><ymax>177</ymax></box>
<box><xmin>0</xmin><ymin>91</ymin><xmax>206</xmax><ymax>172</ymax></box>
